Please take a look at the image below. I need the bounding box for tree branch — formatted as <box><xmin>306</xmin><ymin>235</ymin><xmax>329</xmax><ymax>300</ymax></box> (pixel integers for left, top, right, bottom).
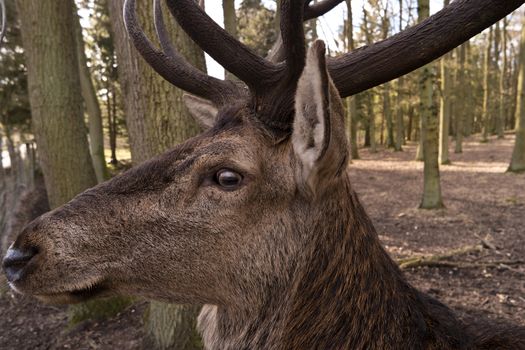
<box><xmin>330</xmin><ymin>0</ymin><xmax>525</xmax><ymax>98</ymax></box>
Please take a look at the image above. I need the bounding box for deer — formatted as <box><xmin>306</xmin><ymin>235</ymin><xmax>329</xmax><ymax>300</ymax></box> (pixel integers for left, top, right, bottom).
<box><xmin>3</xmin><ymin>0</ymin><xmax>525</xmax><ymax>349</ymax></box>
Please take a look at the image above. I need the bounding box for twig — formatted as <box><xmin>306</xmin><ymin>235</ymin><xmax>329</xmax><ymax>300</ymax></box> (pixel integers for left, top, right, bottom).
<box><xmin>397</xmin><ymin>244</ymin><xmax>484</xmax><ymax>269</ymax></box>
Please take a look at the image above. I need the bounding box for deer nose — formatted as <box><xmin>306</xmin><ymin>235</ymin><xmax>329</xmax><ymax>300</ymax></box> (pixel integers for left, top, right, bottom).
<box><xmin>2</xmin><ymin>246</ymin><xmax>38</xmax><ymax>283</ymax></box>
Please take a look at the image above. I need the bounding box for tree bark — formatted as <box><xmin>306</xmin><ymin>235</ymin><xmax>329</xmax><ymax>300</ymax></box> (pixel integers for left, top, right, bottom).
<box><xmin>481</xmin><ymin>27</ymin><xmax>493</xmax><ymax>143</ymax></box>
<box><xmin>362</xmin><ymin>9</ymin><xmax>376</xmax><ymax>153</ymax></box>
<box><xmin>345</xmin><ymin>0</ymin><xmax>359</xmax><ymax>159</ymax></box>
<box><xmin>454</xmin><ymin>43</ymin><xmax>466</xmax><ymax>153</ymax></box>
<box><xmin>394</xmin><ymin>0</ymin><xmax>405</xmax><ymax>152</ymax></box>
<box><xmin>508</xmin><ymin>15</ymin><xmax>525</xmax><ymax>173</ymax></box>
<box><xmin>16</xmin><ymin>0</ymin><xmax>127</xmax><ymax>323</ymax></box>
<box><xmin>222</xmin><ymin>0</ymin><xmax>237</xmax><ymax>80</ymax></box>
<box><xmin>108</xmin><ymin>0</ymin><xmax>205</xmax><ymax>348</ymax></box>
<box><xmin>439</xmin><ymin>51</ymin><xmax>451</xmax><ymax>164</ymax></box>
<box><xmin>73</xmin><ymin>1</ymin><xmax>108</xmax><ymax>183</ymax></box>
<box><xmin>418</xmin><ymin>0</ymin><xmax>443</xmax><ymax>209</ymax></box>
<box><xmin>497</xmin><ymin>18</ymin><xmax>508</xmax><ymax>139</ymax></box>
<box><xmin>16</xmin><ymin>0</ymin><xmax>96</xmax><ymax>209</ymax></box>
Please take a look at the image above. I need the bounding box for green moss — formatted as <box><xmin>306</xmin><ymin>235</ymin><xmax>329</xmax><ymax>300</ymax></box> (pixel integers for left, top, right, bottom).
<box><xmin>68</xmin><ymin>296</ymin><xmax>133</xmax><ymax>326</ymax></box>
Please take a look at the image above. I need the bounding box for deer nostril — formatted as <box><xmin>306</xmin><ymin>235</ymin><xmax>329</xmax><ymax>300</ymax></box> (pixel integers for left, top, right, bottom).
<box><xmin>2</xmin><ymin>247</ymin><xmax>39</xmax><ymax>283</ymax></box>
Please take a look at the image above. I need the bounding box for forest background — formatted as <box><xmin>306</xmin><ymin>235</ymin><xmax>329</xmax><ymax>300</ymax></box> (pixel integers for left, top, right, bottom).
<box><xmin>0</xmin><ymin>0</ymin><xmax>524</xmax><ymax>349</ymax></box>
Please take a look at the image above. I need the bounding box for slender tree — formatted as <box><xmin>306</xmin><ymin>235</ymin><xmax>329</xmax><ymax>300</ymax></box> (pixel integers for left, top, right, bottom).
<box><xmin>509</xmin><ymin>14</ymin><xmax>525</xmax><ymax>173</ymax></box>
<box><xmin>481</xmin><ymin>27</ymin><xmax>493</xmax><ymax>143</ymax></box>
<box><xmin>362</xmin><ymin>7</ymin><xmax>377</xmax><ymax>153</ymax></box>
<box><xmin>223</xmin><ymin>0</ymin><xmax>237</xmax><ymax>80</ymax></box>
<box><xmin>454</xmin><ymin>43</ymin><xmax>466</xmax><ymax>153</ymax></box>
<box><xmin>73</xmin><ymin>2</ymin><xmax>108</xmax><ymax>183</ymax></box>
<box><xmin>438</xmin><ymin>0</ymin><xmax>452</xmax><ymax>164</ymax></box>
<box><xmin>394</xmin><ymin>0</ymin><xmax>405</xmax><ymax>152</ymax></box>
<box><xmin>345</xmin><ymin>0</ymin><xmax>359</xmax><ymax>159</ymax></box>
<box><xmin>418</xmin><ymin>0</ymin><xmax>443</xmax><ymax>209</ymax></box>
<box><xmin>497</xmin><ymin>18</ymin><xmax>508</xmax><ymax>139</ymax></box>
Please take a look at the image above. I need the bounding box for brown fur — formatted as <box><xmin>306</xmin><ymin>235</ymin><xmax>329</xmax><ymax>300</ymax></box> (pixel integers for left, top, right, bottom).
<box><xmin>3</xmin><ymin>43</ymin><xmax>524</xmax><ymax>350</ymax></box>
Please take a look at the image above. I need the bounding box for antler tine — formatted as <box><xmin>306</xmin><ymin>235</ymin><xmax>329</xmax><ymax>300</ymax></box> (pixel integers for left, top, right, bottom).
<box><xmin>165</xmin><ymin>0</ymin><xmax>278</xmax><ymax>92</ymax></box>
<box><xmin>0</xmin><ymin>0</ymin><xmax>6</xmax><ymax>47</ymax></box>
<box><xmin>329</xmin><ymin>0</ymin><xmax>525</xmax><ymax>98</ymax></box>
<box><xmin>280</xmin><ymin>0</ymin><xmax>306</xmax><ymax>81</ymax></box>
<box><xmin>153</xmin><ymin>0</ymin><xmax>177</xmax><ymax>58</ymax></box>
<box><xmin>304</xmin><ymin>0</ymin><xmax>344</xmax><ymax>20</ymax></box>
<box><xmin>124</xmin><ymin>0</ymin><xmax>239</xmax><ymax>105</ymax></box>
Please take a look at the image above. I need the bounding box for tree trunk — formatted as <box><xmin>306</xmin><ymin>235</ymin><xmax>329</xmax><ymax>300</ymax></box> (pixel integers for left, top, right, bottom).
<box><xmin>222</xmin><ymin>0</ymin><xmax>237</xmax><ymax>80</ymax></box>
<box><xmin>438</xmin><ymin>57</ymin><xmax>451</xmax><ymax>162</ymax></box>
<box><xmin>108</xmin><ymin>0</ymin><xmax>205</xmax><ymax>348</ymax></box>
<box><xmin>454</xmin><ymin>43</ymin><xmax>466</xmax><ymax>153</ymax></box>
<box><xmin>481</xmin><ymin>27</ymin><xmax>493</xmax><ymax>143</ymax></box>
<box><xmin>16</xmin><ymin>0</ymin><xmax>126</xmax><ymax>323</ymax></box>
<box><xmin>16</xmin><ymin>0</ymin><xmax>97</xmax><ymax>208</ymax></box>
<box><xmin>345</xmin><ymin>0</ymin><xmax>359</xmax><ymax>159</ymax></box>
<box><xmin>73</xmin><ymin>1</ymin><xmax>108</xmax><ymax>183</ymax></box>
<box><xmin>508</xmin><ymin>15</ymin><xmax>525</xmax><ymax>173</ymax></box>
<box><xmin>394</xmin><ymin>0</ymin><xmax>404</xmax><ymax>152</ymax></box>
<box><xmin>362</xmin><ymin>9</ymin><xmax>376</xmax><ymax>153</ymax></box>
<box><xmin>418</xmin><ymin>0</ymin><xmax>443</xmax><ymax>209</ymax></box>
<box><xmin>370</xmin><ymin>92</ymin><xmax>378</xmax><ymax>153</ymax></box>
<box><xmin>497</xmin><ymin>18</ymin><xmax>508</xmax><ymax>139</ymax></box>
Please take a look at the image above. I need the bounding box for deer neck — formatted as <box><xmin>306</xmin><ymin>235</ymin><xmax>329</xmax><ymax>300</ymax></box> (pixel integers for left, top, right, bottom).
<box><xmin>198</xmin><ymin>174</ymin><xmax>464</xmax><ymax>350</ymax></box>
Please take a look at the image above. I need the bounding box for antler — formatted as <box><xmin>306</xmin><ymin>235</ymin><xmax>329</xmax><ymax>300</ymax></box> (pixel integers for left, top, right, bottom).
<box><xmin>304</xmin><ymin>0</ymin><xmax>344</xmax><ymax>20</ymax></box>
<box><xmin>124</xmin><ymin>0</ymin><xmax>241</xmax><ymax>106</ymax></box>
<box><xmin>164</xmin><ymin>0</ymin><xmax>279</xmax><ymax>92</ymax></box>
<box><xmin>330</xmin><ymin>0</ymin><xmax>525</xmax><ymax>97</ymax></box>
<box><xmin>124</xmin><ymin>0</ymin><xmax>308</xmax><ymax>135</ymax></box>
<box><xmin>0</xmin><ymin>0</ymin><xmax>6</xmax><ymax>47</ymax></box>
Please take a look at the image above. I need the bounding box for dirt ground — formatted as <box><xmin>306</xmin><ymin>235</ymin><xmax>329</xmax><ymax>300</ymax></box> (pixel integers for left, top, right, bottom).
<box><xmin>0</xmin><ymin>134</ymin><xmax>524</xmax><ymax>349</ymax></box>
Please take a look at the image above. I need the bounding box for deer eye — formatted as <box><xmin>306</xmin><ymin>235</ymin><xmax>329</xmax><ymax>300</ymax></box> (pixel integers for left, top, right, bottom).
<box><xmin>215</xmin><ymin>169</ymin><xmax>242</xmax><ymax>189</ymax></box>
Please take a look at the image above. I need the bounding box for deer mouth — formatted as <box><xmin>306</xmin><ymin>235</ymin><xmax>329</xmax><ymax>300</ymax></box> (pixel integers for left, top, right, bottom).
<box><xmin>33</xmin><ymin>280</ymin><xmax>110</xmax><ymax>304</ymax></box>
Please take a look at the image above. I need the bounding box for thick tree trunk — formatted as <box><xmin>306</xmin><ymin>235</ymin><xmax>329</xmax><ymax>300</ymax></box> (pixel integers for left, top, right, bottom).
<box><xmin>16</xmin><ymin>0</ymin><xmax>97</xmax><ymax>208</ymax></box>
<box><xmin>418</xmin><ymin>0</ymin><xmax>443</xmax><ymax>209</ymax></box>
<box><xmin>481</xmin><ymin>27</ymin><xmax>493</xmax><ymax>143</ymax></box>
<box><xmin>108</xmin><ymin>0</ymin><xmax>205</xmax><ymax>348</ymax></box>
<box><xmin>16</xmin><ymin>0</ymin><xmax>125</xmax><ymax>323</ymax></box>
<box><xmin>73</xmin><ymin>2</ymin><xmax>108</xmax><ymax>183</ymax></box>
<box><xmin>509</xmin><ymin>15</ymin><xmax>525</xmax><ymax>173</ymax></box>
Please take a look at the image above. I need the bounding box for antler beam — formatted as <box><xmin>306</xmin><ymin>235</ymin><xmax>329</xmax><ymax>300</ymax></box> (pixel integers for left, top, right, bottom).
<box><xmin>165</xmin><ymin>0</ymin><xmax>278</xmax><ymax>91</ymax></box>
<box><xmin>330</xmin><ymin>0</ymin><xmax>525</xmax><ymax>97</ymax></box>
<box><xmin>304</xmin><ymin>0</ymin><xmax>344</xmax><ymax>20</ymax></box>
<box><xmin>124</xmin><ymin>0</ymin><xmax>240</xmax><ymax>105</ymax></box>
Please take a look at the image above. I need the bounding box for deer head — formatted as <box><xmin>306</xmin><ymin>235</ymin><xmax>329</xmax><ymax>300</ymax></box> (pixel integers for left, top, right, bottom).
<box><xmin>3</xmin><ymin>0</ymin><xmax>523</xmax><ymax>348</ymax></box>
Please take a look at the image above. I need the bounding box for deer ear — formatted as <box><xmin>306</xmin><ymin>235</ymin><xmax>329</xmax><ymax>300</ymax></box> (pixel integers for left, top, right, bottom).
<box><xmin>292</xmin><ymin>40</ymin><xmax>348</xmax><ymax>196</ymax></box>
<box><xmin>183</xmin><ymin>94</ymin><xmax>218</xmax><ymax>130</ymax></box>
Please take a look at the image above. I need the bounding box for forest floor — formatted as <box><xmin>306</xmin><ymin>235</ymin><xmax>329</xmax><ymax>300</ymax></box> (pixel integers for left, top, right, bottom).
<box><xmin>0</xmin><ymin>134</ymin><xmax>524</xmax><ymax>349</ymax></box>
